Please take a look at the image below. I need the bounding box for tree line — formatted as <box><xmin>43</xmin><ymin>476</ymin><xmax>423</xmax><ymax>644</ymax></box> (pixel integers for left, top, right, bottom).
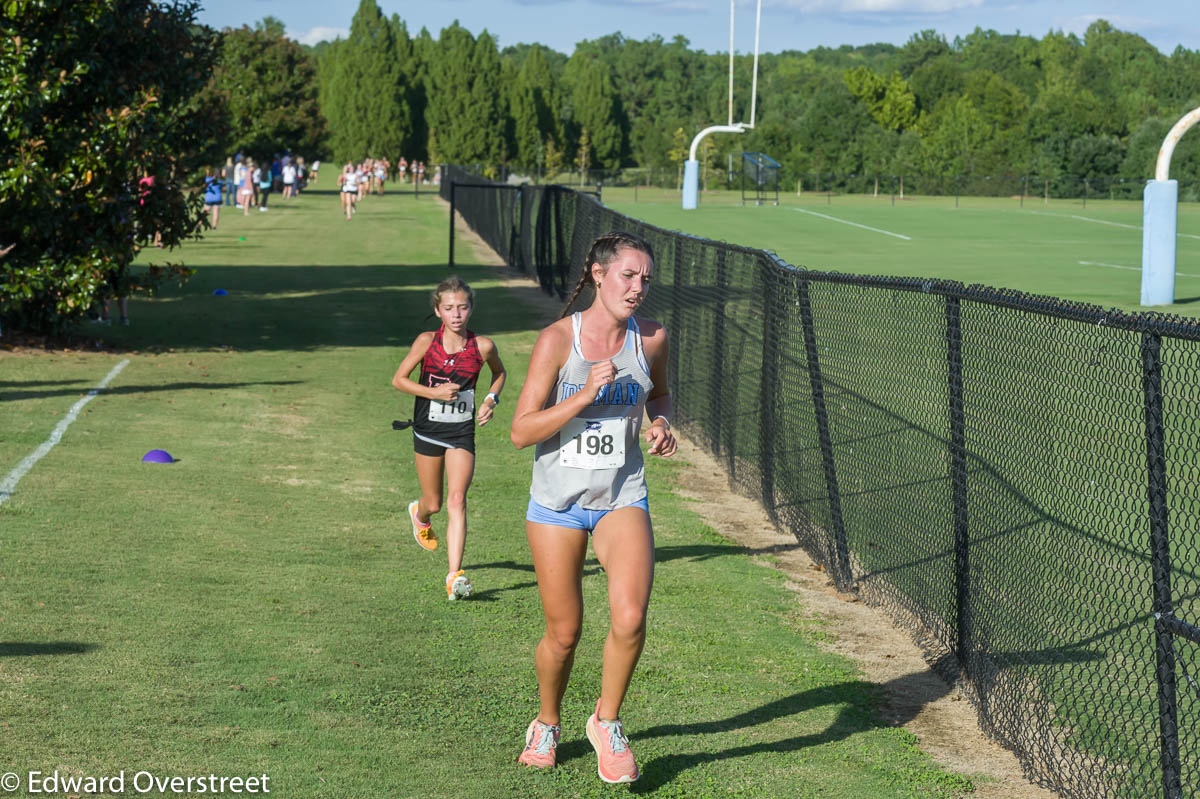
<box><xmin>6</xmin><ymin>0</ymin><xmax>1200</xmax><ymax>333</ymax></box>
<box><xmin>307</xmin><ymin>1</ymin><xmax>1200</xmax><ymax>191</ymax></box>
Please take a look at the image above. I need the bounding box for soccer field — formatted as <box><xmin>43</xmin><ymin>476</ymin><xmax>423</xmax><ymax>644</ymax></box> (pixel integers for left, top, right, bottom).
<box><xmin>601</xmin><ymin>188</ymin><xmax>1200</xmax><ymax>316</ymax></box>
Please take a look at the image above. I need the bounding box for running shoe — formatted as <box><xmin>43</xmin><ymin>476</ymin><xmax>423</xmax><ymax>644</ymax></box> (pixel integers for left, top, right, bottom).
<box><xmin>586</xmin><ymin>700</ymin><xmax>639</xmax><ymax>783</ymax></box>
<box><xmin>408</xmin><ymin>500</ymin><xmax>437</xmax><ymax>551</ymax></box>
<box><xmin>446</xmin><ymin>570</ymin><xmax>473</xmax><ymax>601</ymax></box>
<box><xmin>516</xmin><ymin>718</ymin><xmax>560</xmax><ymax>769</ymax></box>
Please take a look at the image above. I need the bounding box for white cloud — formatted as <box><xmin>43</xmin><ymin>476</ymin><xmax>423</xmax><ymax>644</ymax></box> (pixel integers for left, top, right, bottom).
<box><xmin>768</xmin><ymin>0</ymin><xmax>982</xmax><ymax>12</ymax></box>
<box><xmin>290</xmin><ymin>26</ymin><xmax>349</xmax><ymax>46</ymax></box>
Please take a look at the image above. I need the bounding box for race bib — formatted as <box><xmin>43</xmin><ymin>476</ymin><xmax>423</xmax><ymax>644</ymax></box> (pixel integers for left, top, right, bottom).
<box><xmin>559</xmin><ymin>417</ymin><xmax>626</xmax><ymax>469</ymax></box>
<box><xmin>428</xmin><ymin>388</ymin><xmax>474</xmax><ymax>423</ymax></box>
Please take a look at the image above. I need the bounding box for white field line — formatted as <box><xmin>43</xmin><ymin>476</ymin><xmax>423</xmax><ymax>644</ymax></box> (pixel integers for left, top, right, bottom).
<box><xmin>1078</xmin><ymin>260</ymin><xmax>1200</xmax><ymax>279</ymax></box>
<box><xmin>1031</xmin><ymin>211</ymin><xmax>1200</xmax><ymax>240</ymax></box>
<box><xmin>0</xmin><ymin>358</ymin><xmax>130</xmax><ymax>506</ymax></box>
<box><xmin>792</xmin><ymin>207</ymin><xmax>912</xmax><ymax>240</ymax></box>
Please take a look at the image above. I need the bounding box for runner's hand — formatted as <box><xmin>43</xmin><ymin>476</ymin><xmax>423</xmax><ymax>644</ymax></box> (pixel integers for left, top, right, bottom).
<box><xmin>477</xmin><ymin>396</ymin><xmax>495</xmax><ymax>426</ymax></box>
<box><xmin>430</xmin><ymin>382</ymin><xmax>461</xmax><ymax>402</ymax></box>
<box><xmin>582</xmin><ymin>360</ymin><xmax>617</xmax><ymax>400</ymax></box>
<box><xmin>645</xmin><ymin>419</ymin><xmax>676</xmax><ymax>457</ymax></box>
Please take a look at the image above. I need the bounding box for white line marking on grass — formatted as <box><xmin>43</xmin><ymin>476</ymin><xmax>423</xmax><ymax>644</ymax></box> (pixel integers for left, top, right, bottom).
<box><xmin>0</xmin><ymin>358</ymin><xmax>130</xmax><ymax>506</ymax></box>
<box><xmin>1032</xmin><ymin>211</ymin><xmax>1200</xmax><ymax>240</ymax></box>
<box><xmin>792</xmin><ymin>208</ymin><xmax>912</xmax><ymax>240</ymax></box>
<box><xmin>1078</xmin><ymin>261</ymin><xmax>1200</xmax><ymax>279</ymax></box>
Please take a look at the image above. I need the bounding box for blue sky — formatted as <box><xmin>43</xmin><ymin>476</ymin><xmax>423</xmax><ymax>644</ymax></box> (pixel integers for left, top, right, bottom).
<box><xmin>195</xmin><ymin>0</ymin><xmax>1198</xmax><ymax>56</ymax></box>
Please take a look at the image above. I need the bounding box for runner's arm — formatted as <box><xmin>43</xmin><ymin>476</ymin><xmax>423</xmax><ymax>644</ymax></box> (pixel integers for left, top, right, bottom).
<box><xmin>391</xmin><ymin>332</ymin><xmax>458</xmax><ymax>401</ymax></box>
<box><xmin>511</xmin><ymin>324</ymin><xmax>611</xmax><ymax>449</ymax></box>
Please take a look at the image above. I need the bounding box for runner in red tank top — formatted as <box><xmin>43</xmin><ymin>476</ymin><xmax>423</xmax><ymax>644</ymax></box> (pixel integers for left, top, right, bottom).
<box><xmin>391</xmin><ymin>277</ymin><xmax>506</xmax><ymax>600</ymax></box>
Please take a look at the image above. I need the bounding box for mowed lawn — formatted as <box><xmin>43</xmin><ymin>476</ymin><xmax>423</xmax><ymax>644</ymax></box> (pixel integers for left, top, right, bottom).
<box><xmin>603</xmin><ymin>187</ymin><xmax>1200</xmax><ymax>316</ymax></box>
<box><xmin>0</xmin><ymin>187</ymin><xmax>977</xmax><ymax>798</ymax></box>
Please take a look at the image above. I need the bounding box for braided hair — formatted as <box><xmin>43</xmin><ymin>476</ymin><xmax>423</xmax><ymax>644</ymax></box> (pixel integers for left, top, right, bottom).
<box><xmin>560</xmin><ymin>231</ymin><xmax>655</xmax><ymax>318</ymax></box>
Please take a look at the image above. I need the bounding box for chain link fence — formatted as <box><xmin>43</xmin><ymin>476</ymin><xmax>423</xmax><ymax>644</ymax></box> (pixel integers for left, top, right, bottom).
<box><xmin>442</xmin><ymin>166</ymin><xmax>1200</xmax><ymax>799</ymax></box>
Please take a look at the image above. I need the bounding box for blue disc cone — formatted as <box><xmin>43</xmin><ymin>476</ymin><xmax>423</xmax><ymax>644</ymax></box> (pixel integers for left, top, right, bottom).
<box><xmin>213</xmin><ymin>288</ymin><xmax>228</xmax><ymax>296</ymax></box>
<box><xmin>142</xmin><ymin>449</ymin><xmax>175</xmax><ymax>464</ymax></box>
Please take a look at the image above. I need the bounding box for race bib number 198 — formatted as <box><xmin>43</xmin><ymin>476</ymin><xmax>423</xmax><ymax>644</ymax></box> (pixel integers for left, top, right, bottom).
<box><xmin>428</xmin><ymin>388</ymin><xmax>474</xmax><ymax>423</ymax></box>
<box><xmin>559</xmin><ymin>417</ymin><xmax>625</xmax><ymax>469</ymax></box>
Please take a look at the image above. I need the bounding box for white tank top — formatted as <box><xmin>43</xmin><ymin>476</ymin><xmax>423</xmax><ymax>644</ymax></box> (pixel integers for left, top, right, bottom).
<box><xmin>530</xmin><ymin>313</ymin><xmax>654</xmax><ymax>511</ymax></box>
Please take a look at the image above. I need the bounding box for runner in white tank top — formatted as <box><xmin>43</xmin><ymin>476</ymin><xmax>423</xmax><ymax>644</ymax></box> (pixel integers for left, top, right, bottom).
<box><xmin>511</xmin><ymin>232</ymin><xmax>675</xmax><ymax>783</ymax></box>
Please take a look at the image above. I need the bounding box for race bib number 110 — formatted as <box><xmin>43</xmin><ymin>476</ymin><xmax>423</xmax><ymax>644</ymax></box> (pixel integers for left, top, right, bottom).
<box><xmin>559</xmin><ymin>417</ymin><xmax>625</xmax><ymax>469</ymax></box>
<box><xmin>428</xmin><ymin>388</ymin><xmax>474</xmax><ymax>423</ymax></box>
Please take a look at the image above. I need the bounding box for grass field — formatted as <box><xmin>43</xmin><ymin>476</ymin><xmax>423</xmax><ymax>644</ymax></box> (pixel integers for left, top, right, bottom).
<box><xmin>600</xmin><ymin>187</ymin><xmax>1200</xmax><ymax>316</ymax></box>
<box><xmin>0</xmin><ymin>189</ymin><xmax>980</xmax><ymax>798</ymax></box>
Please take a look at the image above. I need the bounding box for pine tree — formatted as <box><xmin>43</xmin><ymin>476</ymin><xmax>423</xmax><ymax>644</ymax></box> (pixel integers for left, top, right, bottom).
<box><xmin>545</xmin><ymin>138</ymin><xmax>565</xmax><ymax>180</ymax></box>
<box><xmin>565</xmin><ymin>54</ymin><xmax>622</xmax><ymax>169</ymax></box>
<box><xmin>424</xmin><ymin>22</ymin><xmax>478</xmax><ymax>164</ymax></box>
<box><xmin>319</xmin><ymin>0</ymin><xmax>411</xmax><ymax>164</ymax></box>
<box><xmin>577</xmin><ymin>127</ymin><xmax>592</xmax><ymax>184</ymax></box>
<box><xmin>469</xmin><ymin>32</ymin><xmax>507</xmax><ymax>166</ymax></box>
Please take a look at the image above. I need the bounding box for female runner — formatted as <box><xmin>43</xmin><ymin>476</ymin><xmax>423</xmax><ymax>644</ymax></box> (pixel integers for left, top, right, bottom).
<box><xmin>392</xmin><ymin>277</ymin><xmax>506</xmax><ymax>599</ymax></box>
<box><xmin>510</xmin><ymin>231</ymin><xmax>675</xmax><ymax>783</ymax></box>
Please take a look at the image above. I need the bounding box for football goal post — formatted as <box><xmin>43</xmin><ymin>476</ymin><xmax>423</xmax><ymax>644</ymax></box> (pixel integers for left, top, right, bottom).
<box><xmin>682</xmin><ymin>0</ymin><xmax>760</xmax><ymax>210</ymax></box>
<box><xmin>1141</xmin><ymin>105</ymin><xmax>1200</xmax><ymax>305</ymax></box>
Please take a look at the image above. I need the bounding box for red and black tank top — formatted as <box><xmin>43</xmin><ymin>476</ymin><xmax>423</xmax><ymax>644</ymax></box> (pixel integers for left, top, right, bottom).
<box><xmin>413</xmin><ymin>326</ymin><xmax>484</xmax><ymax>438</ymax></box>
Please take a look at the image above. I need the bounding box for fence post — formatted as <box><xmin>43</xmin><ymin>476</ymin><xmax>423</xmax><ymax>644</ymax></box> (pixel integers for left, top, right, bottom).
<box><xmin>1143</xmin><ymin>329</ymin><xmax>1183</xmax><ymax>799</ymax></box>
<box><xmin>670</xmin><ymin>240</ymin><xmax>685</xmax><ymax>399</ymax></box>
<box><xmin>946</xmin><ymin>293</ymin><xmax>970</xmax><ymax>671</ymax></box>
<box><xmin>448</xmin><ymin>181</ymin><xmax>456</xmax><ymax>268</ymax></box>
<box><xmin>710</xmin><ymin>248</ymin><xmax>728</xmax><ymax>455</ymax></box>
<box><xmin>798</xmin><ymin>277</ymin><xmax>850</xmax><ymax>587</ymax></box>
<box><xmin>758</xmin><ymin>260</ymin><xmax>780</xmax><ymax>521</ymax></box>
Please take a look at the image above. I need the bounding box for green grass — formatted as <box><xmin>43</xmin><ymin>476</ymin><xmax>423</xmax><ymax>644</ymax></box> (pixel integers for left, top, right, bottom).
<box><xmin>602</xmin><ymin>187</ymin><xmax>1200</xmax><ymax>316</ymax></box>
<box><xmin>0</xmin><ymin>189</ymin><xmax>977</xmax><ymax>797</ymax></box>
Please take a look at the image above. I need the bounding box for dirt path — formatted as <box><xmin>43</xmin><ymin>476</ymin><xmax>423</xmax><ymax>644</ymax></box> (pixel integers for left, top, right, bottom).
<box><xmin>450</xmin><ymin>207</ymin><xmax>1059</xmax><ymax>798</ymax></box>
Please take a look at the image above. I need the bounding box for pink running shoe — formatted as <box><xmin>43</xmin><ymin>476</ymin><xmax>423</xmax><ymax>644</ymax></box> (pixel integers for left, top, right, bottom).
<box><xmin>586</xmin><ymin>700</ymin><xmax>639</xmax><ymax>783</ymax></box>
<box><xmin>517</xmin><ymin>718</ymin><xmax>560</xmax><ymax>769</ymax></box>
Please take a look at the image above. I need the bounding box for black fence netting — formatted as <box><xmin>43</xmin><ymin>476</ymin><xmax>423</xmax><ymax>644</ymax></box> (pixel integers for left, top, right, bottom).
<box><xmin>442</xmin><ymin>167</ymin><xmax>1200</xmax><ymax>799</ymax></box>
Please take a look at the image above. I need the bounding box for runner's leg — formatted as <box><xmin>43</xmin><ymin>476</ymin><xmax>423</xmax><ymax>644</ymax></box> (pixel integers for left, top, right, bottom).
<box><xmin>526</xmin><ymin>521</ymin><xmax>588</xmax><ymax>726</ymax></box>
<box><xmin>591</xmin><ymin>506</ymin><xmax>654</xmax><ymax>720</ymax></box>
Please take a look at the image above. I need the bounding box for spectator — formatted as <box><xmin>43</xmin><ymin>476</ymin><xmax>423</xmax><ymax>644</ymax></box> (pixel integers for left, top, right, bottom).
<box><xmin>222</xmin><ymin>156</ymin><xmax>235</xmax><ymax>206</ymax></box>
<box><xmin>203</xmin><ymin>167</ymin><xmax>222</xmax><ymax>229</ymax></box>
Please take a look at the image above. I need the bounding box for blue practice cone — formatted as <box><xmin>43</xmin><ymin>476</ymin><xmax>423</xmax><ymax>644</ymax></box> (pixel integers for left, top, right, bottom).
<box><xmin>213</xmin><ymin>288</ymin><xmax>227</xmax><ymax>296</ymax></box>
<box><xmin>142</xmin><ymin>449</ymin><xmax>175</xmax><ymax>464</ymax></box>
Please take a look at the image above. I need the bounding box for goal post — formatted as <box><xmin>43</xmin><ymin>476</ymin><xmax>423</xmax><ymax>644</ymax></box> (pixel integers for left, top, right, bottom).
<box><xmin>1142</xmin><ymin>105</ymin><xmax>1200</xmax><ymax>305</ymax></box>
<box><xmin>682</xmin><ymin>0</ymin><xmax>760</xmax><ymax>210</ymax></box>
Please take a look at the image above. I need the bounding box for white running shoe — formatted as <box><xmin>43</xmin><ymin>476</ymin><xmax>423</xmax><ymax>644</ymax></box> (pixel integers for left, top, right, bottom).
<box><xmin>446</xmin><ymin>570</ymin><xmax>473</xmax><ymax>601</ymax></box>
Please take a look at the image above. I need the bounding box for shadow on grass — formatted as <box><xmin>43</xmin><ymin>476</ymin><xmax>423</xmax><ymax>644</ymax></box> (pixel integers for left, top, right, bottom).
<box><xmin>468</xmin><ymin>559</ymin><xmax>603</xmax><ymax>601</ymax></box>
<box><xmin>98</xmin><ymin>264</ymin><xmax>546</xmax><ymax>353</ymax></box>
<box><xmin>558</xmin><ymin>650</ymin><xmax>1083</xmax><ymax>791</ymax></box>
<box><xmin>1</xmin><ymin>379</ymin><xmax>303</xmax><ymax>403</ymax></box>
<box><xmin>0</xmin><ymin>642</ymin><xmax>96</xmax><ymax>657</ymax></box>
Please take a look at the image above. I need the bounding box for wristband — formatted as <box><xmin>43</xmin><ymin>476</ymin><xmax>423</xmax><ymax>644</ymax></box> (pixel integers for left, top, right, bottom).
<box><xmin>651</xmin><ymin>415</ymin><xmax>670</xmax><ymax>429</ymax></box>
<box><xmin>486</xmin><ymin>392</ymin><xmax>500</xmax><ymax>406</ymax></box>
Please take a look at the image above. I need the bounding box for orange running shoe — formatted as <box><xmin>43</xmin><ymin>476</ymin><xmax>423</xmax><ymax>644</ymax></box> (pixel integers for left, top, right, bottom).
<box><xmin>517</xmin><ymin>718</ymin><xmax>560</xmax><ymax>769</ymax></box>
<box><xmin>586</xmin><ymin>700</ymin><xmax>639</xmax><ymax>783</ymax></box>
<box><xmin>409</xmin><ymin>500</ymin><xmax>437</xmax><ymax>551</ymax></box>
<box><xmin>446</xmin><ymin>570</ymin><xmax>473</xmax><ymax>601</ymax></box>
